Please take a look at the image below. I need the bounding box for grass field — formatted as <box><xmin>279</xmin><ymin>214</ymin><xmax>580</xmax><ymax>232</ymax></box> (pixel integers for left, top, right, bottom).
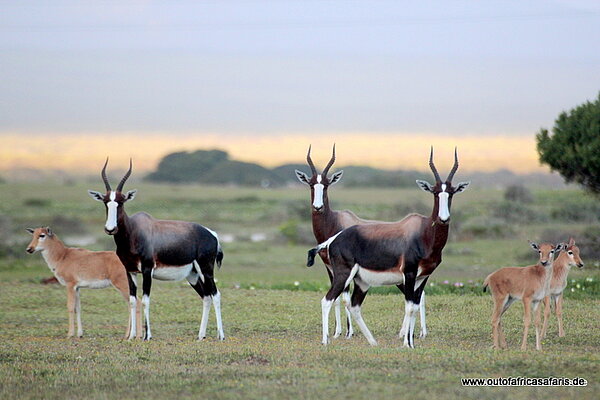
<box><xmin>1</xmin><ymin>182</ymin><xmax>599</xmax><ymax>399</ymax></box>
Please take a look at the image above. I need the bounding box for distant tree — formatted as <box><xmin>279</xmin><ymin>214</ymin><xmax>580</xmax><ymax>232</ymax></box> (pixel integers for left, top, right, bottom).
<box><xmin>536</xmin><ymin>93</ymin><xmax>600</xmax><ymax>194</ymax></box>
<box><xmin>145</xmin><ymin>150</ymin><xmax>229</xmax><ymax>183</ymax></box>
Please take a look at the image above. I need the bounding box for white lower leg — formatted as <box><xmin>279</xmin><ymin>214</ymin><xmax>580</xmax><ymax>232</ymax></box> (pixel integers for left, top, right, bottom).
<box><xmin>142</xmin><ymin>294</ymin><xmax>152</xmax><ymax>340</ymax></box>
<box><xmin>342</xmin><ymin>292</ymin><xmax>354</xmax><ymax>338</ymax></box>
<box><xmin>348</xmin><ymin>305</ymin><xmax>377</xmax><ymax>346</ymax></box>
<box><xmin>212</xmin><ymin>290</ymin><xmax>225</xmax><ymax>340</ymax></box>
<box><xmin>333</xmin><ymin>297</ymin><xmax>342</xmax><ymax>338</ymax></box>
<box><xmin>75</xmin><ymin>289</ymin><xmax>83</xmax><ymax>338</ymax></box>
<box><xmin>198</xmin><ymin>295</ymin><xmax>212</xmax><ymax>340</ymax></box>
<box><xmin>403</xmin><ymin>301</ymin><xmax>416</xmax><ymax>348</ymax></box>
<box><xmin>408</xmin><ymin>304</ymin><xmax>418</xmax><ymax>347</ymax></box>
<box><xmin>321</xmin><ymin>297</ymin><xmax>334</xmax><ymax>345</ymax></box>
<box><xmin>419</xmin><ymin>292</ymin><xmax>427</xmax><ymax>338</ymax></box>
<box><xmin>128</xmin><ymin>296</ymin><xmax>137</xmax><ymax>340</ymax></box>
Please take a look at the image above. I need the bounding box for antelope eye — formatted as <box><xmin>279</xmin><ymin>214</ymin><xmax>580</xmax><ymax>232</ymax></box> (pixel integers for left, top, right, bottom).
<box><xmin>550</xmin><ymin>250</ymin><xmax>554</xmax><ymax>254</ymax></box>
<box><xmin>39</xmin><ymin>234</ymin><xmax>45</xmax><ymax>238</ymax></box>
<box><xmin>568</xmin><ymin>251</ymin><xmax>573</xmax><ymax>255</ymax></box>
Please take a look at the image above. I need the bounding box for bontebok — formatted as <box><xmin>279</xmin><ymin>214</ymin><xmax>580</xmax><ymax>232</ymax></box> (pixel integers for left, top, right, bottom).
<box><xmin>307</xmin><ymin>148</ymin><xmax>469</xmax><ymax>348</ymax></box>
<box><xmin>88</xmin><ymin>159</ymin><xmax>224</xmax><ymax>341</ymax></box>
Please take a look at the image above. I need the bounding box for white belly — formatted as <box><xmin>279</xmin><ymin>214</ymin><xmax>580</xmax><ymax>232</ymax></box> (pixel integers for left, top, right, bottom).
<box><xmin>358</xmin><ymin>267</ymin><xmax>404</xmax><ymax>287</ymax></box>
<box><xmin>77</xmin><ymin>279</ymin><xmax>111</xmax><ymax>289</ymax></box>
<box><xmin>152</xmin><ymin>264</ymin><xmax>193</xmax><ymax>281</ymax></box>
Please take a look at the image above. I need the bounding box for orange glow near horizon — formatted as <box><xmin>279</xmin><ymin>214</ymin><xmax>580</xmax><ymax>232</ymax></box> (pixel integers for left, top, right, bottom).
<box><xmin>0</xmin><ymin>132</ymin><xmax>546</xmax><ymax>175</ymax></box>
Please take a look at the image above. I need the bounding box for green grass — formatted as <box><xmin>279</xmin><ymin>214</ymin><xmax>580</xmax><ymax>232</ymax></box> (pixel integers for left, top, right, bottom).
<box><xmin>1</xmin><ymin>182</ymin><xmax>599</xmax><ymax>399</ymax></box>
<box><xmin>1</xmin><ymin>280</ymin><xmax>598</xmax><ymax>400</ymax></box>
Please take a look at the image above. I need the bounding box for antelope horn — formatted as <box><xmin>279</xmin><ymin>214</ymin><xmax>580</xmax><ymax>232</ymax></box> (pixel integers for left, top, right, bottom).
<box><xmin>116</xmin><ymin>158</ymin><xmax>133</xmax><ymax>192</ymax></box>
<box><xmin>306</xmin><ymin>145</ymin><xmax>317</xmax><ymax>176</ymax></box>
<box><xmin>101</xmin><ymin>157</ymin><xmax>111</xmax><ymax>191</ymax></box>
<box><xmin>429</xmin><ymin>146</ymin><xmax>442</xmax><ymax>183</ymax></box>
<box><xmin>322</xmin><ymin>144</ymin><xmax>336</xmax><ymax>177</ymax></box>
<box><xmin>446</xmin><ymin>147</ymin><xmax>459</xmax><ymax>183</ymax></box>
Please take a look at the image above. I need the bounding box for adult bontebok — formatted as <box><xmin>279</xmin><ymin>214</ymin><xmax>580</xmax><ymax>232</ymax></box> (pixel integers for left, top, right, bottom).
<box><xmin>483</xmin><ymin>241</ymin><xmax>563</xmax><ymax>351</ymax></box>
<box><xmin>296</xmin><ymin>145</ymin><xmax>428</xmax><ymax>339</ymax></box>
<box><xmin>541</xmin><ymin>238</ymin><xmax>584</xmax><ymax>339</ymax></box>
<box><xmin>307</xmin><ymin>148</ymin><xmax>469</xmax><ymax>348</ymax></box>
<box><xmin>26</xmin><ymin>227</ymin><xmax>141</xmax><ymax>338</ymax></box>
<box><xmin>88</xmin><ymin>159</ymin><xmax>224</xmax><ymax>341</ymax></box>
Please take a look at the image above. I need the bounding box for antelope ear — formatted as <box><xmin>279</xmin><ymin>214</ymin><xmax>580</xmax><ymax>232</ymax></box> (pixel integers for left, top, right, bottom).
<box><xmin>454</xmin><ymin>181</ymin><xmax>470</xmax><ymax>193</ymax></box>
<box><xmin>556</xmin><ymin>243</ymin><xmax>565</xmax><ymax>253</ymax></box>
<box><xmin>568</xmin><ymin>237</ymin><xmax>575</xmax><ymax>247</ymax></box>
<box><xmin>46</xmin><ymin>227</ymin><xmax>53</xmax><ymax>237</ymax></box>
<box><xmin>528</xmin><ymin>240</ymin><xmax>539</xmax><ymax>251</ymax></box>
<box><xmin>295</xmin><ymin>170</ymin><xmax>311</xmax><ymax>185</ymax></box>
<box><xmin>416</xmin><ymin>180</ymin><xmax>433</xmax><ymax>193</ymax></box>
<box><xmin>124</xmin><ymin>189</ymin><xmax>137</xmax><ymax>202</ymax></box>
<box><xmin>329</xmin><ymin>170</ymin><xmax>344</xmax><ymax>185</ymax></box>
<box><xmin>25</xmin><ymin>228</ymin><xmax>35</xmax><ymax>235</ymax></box>
<box><xmin>88</xmin><ymin>190</ymin><xmax>105</xmax><ymax>202</ymax></box>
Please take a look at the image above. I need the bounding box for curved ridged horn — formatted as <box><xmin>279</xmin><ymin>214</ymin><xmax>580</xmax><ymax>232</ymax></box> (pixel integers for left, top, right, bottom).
<box><xmin>306</xmin><ymin>145</ymin><xmax>317</xmax><ymax>176</ymax></box>
<box><xmin>116</xmin><ymin>158</ymin><xmax>132</xmax><ymax>192</ymax></box>
<box><xmin>429</xmin><ymin>146</ymin><xmax>442</xmax><ymax>183</ymax></box>
<box><xmin>322</xmin><ymin>144</ymin><xmax>336</xmax><ymax>177</ymax></box>
<box><xmin>446</xmin><ymin>147</ymin><xmax>459</xmax><ymax>183</ymax></box>
<box><xmin>101</xmin><ymin>158</ymin><xmax>111</xmax><ymax>191</ymax></box>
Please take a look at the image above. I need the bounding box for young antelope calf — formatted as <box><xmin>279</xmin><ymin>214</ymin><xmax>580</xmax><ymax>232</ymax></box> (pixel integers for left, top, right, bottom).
<box><xmin>541</xmin><ymin>238</ymin><xmax>584</xmax><ymax>338</ymax></box>
<box><xmin>26</xmin><ymin>227</ymin><xmax>140</xmax><ymax>338</ymax></box>
<box><xmin>483</xmin><ymin>241</ymin><xmax>562</xmax><ymax>351</ymax></box>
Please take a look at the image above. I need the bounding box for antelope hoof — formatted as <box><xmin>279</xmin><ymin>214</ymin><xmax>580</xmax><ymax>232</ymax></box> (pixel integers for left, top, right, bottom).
<box><xmin>333</xmin><ymin>331</ymin><xmax>342</xmax><ymax>339</ymax></box>
<box><xmin>198</xmin><ymin>336</ymin><xmax>206</xmax><ymax>341</ymax></box>
<box><xmin>419</xmin><ymin>330</ymin><xmax>427</xmax><ymax>339</ymax></box>
<box><xmin>345</xmin><ymin>332</ymin><xmax>353</xmax><ymax>339</ymax></box>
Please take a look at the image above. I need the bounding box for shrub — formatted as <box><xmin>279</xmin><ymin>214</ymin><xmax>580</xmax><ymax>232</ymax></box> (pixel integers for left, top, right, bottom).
<box><xmin>504</xmin><ymin>184</ymin><xmax>534</xmax><ymax>203</ymax></box>
<box><xmin>277</xmin><ymin>219</ymin><xmax>314</xmax><ymax>245</ymax></box>
<box><xmin>458</xmin><ymin>216</ymin><xmax>515</xmax><ymax>240</ymax></box>
<box><xmin>493</xmin><ymin>200</ymin><xmax>544</xmax><ymax>223</ymax></box>
<box><xmin>550</xmin><ymin>199</ymin><xmax>600</xmax><ymax>222</ymax></box>
<box><xmin>23</xmin><ymin>198</ymin><xmax>51</xmax><ymax>207</ymax></box>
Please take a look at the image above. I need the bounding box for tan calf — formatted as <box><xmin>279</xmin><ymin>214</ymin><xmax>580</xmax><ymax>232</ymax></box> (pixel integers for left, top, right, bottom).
<box><xmin>26</xmin><ymin>227</ymin><xmax>141</xmax><ymax>338</ymax></box>
<box><xmin>483</xmin><ymin>241</ymin><xmax>563</xmax><ymax>351</ymax></box>
<box><xmin>541</xmin><ymin>238</ymin><xmax>584</xmax><ymax>338</ymax></box>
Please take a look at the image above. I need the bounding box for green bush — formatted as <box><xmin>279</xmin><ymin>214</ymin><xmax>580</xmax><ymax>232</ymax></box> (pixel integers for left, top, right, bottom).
<box><xmin>493</xmin><ymin>200</ymin><xmax>544</xmax><ymax>223</ymax></box>
<box><xmin>459</xmin><ymin>216</ymin><xmax>515</xmax><ymax>239</ymax></box>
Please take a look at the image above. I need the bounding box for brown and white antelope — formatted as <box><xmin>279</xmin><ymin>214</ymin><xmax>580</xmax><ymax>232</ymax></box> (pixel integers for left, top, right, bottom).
<box><xmin>88</xmin><ymin>159</ymin><xmax>224</xmax><ymax>341</ymax></box>
<box><xmin>295</xmin><ymin>145</ymin><xmax>428</xmax><ymax>339</ymax></box>
<box><xmin>26</xmin><ymin>227</ymin><xmax>141</xmax><ymax>338</ymax></box>
<box><xmin>307</xmin><ymin>148</ymin><xmax>469</xmax><ymax>348</ymax></box>
<box><xmin>541</xmin><ymin>238</ymin><xmax>584</xmax><ymax>339</ymax></box>
<box><xmin>483</xmin><ymin>241</ymin><xmax>563</xmax><ymax>351</ymax></box>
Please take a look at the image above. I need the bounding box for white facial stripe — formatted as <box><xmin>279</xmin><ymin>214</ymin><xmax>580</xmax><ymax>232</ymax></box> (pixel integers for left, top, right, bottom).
<box><xmin>313</xmin><ymin>183</ymin><xmax>325</xmax><ymax>209</ymax></box>
<box><xmin>105</xmin><ymin>191</ymin><xmax>118</xmax><ymax>231</ymax></box>
<box><xmin>438</xmin><ymin>184</ymin><xmax>450</xmax><ymax>221</ymax></box>
<box><xmin>317</xmin><ymin>174</ymin><xmax>322</xmax><ymax>183</ymax></box>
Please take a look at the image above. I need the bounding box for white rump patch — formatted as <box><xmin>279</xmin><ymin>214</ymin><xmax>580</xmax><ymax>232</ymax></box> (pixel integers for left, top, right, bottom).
<box><xmin>152</xmin><ymin>264</ymin><xmax>193</xmax><ymax>281</ymax></box>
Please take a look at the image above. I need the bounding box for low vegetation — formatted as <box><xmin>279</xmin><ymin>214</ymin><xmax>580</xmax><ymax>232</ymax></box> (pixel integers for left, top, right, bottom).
<box><xmin>0</xmin><ymin>182</ymin><xmax>598</xmax><ymax>399</ymax></box>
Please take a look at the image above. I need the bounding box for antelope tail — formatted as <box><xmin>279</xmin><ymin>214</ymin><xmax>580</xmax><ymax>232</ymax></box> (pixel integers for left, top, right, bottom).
<box><xmin>306</xmin><ymin>231</ymin><xmax>342</xmax><ymax>267</ymax></box>
<box><xmin>482</xmin><ymin>276</ymin><xmax>490</xmax><ymax>292</ymax></box>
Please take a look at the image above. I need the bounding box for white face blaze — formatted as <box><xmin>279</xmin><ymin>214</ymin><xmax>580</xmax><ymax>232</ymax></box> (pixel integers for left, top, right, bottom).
<box><xmin>105</xmin><ymin>191</ymin><xmax>118</xmax><ymax>232</ymax></box>
<box><xmin>313</xmin><ymin>174</ymin><xmax>325</xmax><ymax>210</ymax></box>
<box><xmin>438</xmin><ymin>184</ymin><xmax>450</xmax><ymax>222</ymax></box>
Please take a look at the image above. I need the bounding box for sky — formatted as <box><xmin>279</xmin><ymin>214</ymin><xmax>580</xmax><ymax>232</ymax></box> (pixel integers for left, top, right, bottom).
<box><xmin>1</xmin><ymin>0</ymin><xmax>599</xmax><ymax>174</ymax></box>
